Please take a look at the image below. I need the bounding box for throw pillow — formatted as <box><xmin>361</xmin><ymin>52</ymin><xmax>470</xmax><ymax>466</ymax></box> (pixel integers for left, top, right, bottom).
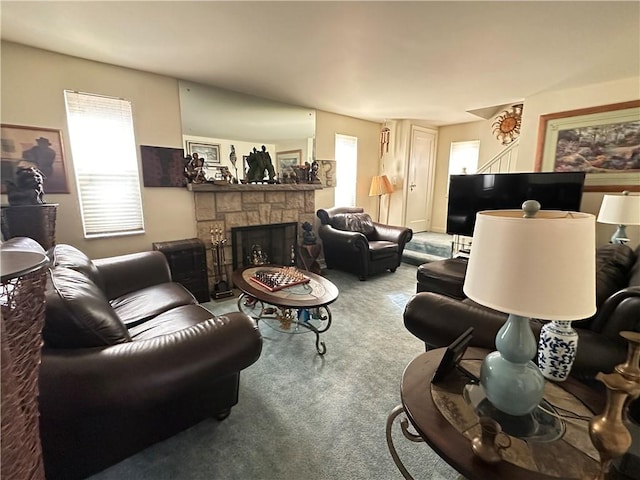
<box><xmin>330</xmin><ymin>213</ymin><xmax>375</xmax><ymax>236</ymax></box>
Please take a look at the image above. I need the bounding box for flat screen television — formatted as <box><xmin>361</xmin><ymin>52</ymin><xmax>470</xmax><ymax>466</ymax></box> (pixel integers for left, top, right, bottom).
<box><xmin>446</xmin><ymin>172</ymin><xmax>586</xmax><ymax>237</ymax></box>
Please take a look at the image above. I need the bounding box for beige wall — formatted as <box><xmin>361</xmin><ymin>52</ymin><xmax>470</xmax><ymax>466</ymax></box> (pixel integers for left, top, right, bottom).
<box><xmin>1</xmin><ymin>42</ymin><xmax>196</xmax><ymax>258</ymax></box>
<box><xmin>314</xmin><ymin>110</ymin><xmax>381</xmax><ymax>216</ymax></box>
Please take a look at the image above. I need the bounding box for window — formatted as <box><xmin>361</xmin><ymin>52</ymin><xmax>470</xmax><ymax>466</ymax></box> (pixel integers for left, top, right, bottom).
<box><xmin>448</xmin><ymin>140</ymin><xmax>480</xmax><ymax>175</ymax></box>
<box><xmin>334</xmin><ymin>134</ymin><xmax>357</xmax><ymax>206</ymax></box>
<box><xmin>64</xmin><ymin>91</ymin><xmax>144</xmax><ymax>238</ymax></box>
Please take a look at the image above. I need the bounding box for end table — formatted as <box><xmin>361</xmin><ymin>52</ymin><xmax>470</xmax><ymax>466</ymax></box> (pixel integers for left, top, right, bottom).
<box><xmin>299</xmin><ymin>243</ymin><xmax>322</xmax><ymax>274</ymax></box>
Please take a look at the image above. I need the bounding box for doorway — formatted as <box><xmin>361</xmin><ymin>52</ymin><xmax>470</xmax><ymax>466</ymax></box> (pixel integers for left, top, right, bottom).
<box><xmin>404</xmin><ymin>125</ymin><xmax>437</xmax><ymax>233</ymax></box>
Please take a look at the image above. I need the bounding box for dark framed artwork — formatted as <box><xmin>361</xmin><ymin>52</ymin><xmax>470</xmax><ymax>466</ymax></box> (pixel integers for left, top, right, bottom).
<box><xmin>535</xmin><ymin>100</ymin><xmax>640</xmax><ymax>192</ymax></box>
<box><xmin>185</xmin><ymin>141</ymin><xmax>220</xmax><ymax>166</ymax></box>
<box><xmin>140</xmin><ymin>145</ymin><xmax>186</xmax><ymax>187</ymax></box>
<box><xmin>1</xmin><ymin>124</ymin><xmax>69</xmax><ymax>193</ymax></box>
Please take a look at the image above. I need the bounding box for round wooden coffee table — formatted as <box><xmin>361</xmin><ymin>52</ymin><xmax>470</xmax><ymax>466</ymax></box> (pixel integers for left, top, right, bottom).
<box><xmin>232</xmin><ymin>265</ymin><xmax>339</xmax><ymax>354</ymax></box>
<box><xmin>386</xmin><ymin>347</ymin><xmax>604</xmax><ymax>480</ymax></box>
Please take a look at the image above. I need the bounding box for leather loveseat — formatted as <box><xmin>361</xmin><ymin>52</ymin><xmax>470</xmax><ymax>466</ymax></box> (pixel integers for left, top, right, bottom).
<box><xmin>404</xmin><ymin>243</ymin><xmax>640</xmax><ymax>383</ymax></box>
<box><xmin>12</xmin><ymin>238</ymin><xmax>263</xmax><ymax>480</ymax></box>
<box><xmin>316</xmin><ymin>206</ymin><xmax>413</xmax><ymax>280</ymax></box>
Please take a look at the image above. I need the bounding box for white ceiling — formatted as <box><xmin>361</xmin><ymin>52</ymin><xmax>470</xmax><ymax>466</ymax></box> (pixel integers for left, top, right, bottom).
<box><xmin>1</xmin><ymin>1</ymin><xmax>639</xmax><ymax>126</ymax></box>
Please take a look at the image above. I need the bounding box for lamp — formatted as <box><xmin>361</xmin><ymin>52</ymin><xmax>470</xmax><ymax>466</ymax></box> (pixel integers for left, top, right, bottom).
<box><xmin>369</xmin><ymin>174</ymin><xmax>394</xmax><ymax>223</ymax></box>
<box><xmin>597</xmin><ymin>191</ymin><xmax>640</xmax><ymax>244</ymax></box>
<box><xmin>463</xmin><ymin>201</ymin><xmax>595</xmax><ymax>416</ymax></box>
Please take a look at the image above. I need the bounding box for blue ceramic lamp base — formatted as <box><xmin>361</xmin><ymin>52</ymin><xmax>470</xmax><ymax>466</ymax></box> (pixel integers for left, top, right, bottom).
<box><xmin>480</xmin><ymin>313</ymin><xmax>545</xmax><ymax>416</ymax></box>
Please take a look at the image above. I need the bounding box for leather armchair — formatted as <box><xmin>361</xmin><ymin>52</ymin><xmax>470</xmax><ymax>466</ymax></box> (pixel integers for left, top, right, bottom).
<box><xmin>317</xmin><ymin>206</ymin><xmax>413</xmax><ymax>280</ymax></box>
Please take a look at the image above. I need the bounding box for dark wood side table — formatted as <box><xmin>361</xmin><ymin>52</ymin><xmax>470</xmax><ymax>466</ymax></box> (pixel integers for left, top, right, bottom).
<box><xmin>386</xmin><ymin>347</ymin><xmax>604</xmax><ymax>480</ymax></box>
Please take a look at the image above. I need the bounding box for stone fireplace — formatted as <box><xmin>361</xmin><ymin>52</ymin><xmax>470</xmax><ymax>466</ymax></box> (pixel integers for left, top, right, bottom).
<box><xmin>189</xmin><ymin>183</ymin><xmax>321</xmax><ymax>292</ymax></box>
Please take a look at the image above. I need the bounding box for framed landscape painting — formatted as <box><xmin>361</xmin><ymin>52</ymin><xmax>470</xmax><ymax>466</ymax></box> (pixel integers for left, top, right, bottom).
<box><xmin>536</xmin><ymin>100</ymin><xmax>640</xmax><ymax>192</ymax></box>
<box><xmin>185</xmin><ymin>141</ymin><xmax>220</xmax><ymax>166</ymax></box>
<box><xmin>0</xmin><ymin>124</ymin><xmax>69</xmax><ymax>193</ymax></box>
<box><xmin>276</xmin><ymin>149</ymin><xmax>302</xmax><ymax>176</ymax></box>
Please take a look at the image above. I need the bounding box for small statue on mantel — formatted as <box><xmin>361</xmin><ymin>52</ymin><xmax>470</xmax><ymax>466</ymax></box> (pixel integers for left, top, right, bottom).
<box><xmin>302</xmin><ymin>221</ymin><xmax>317</xmax><ymax>245</ymax></box>
<box><xmin>310</xmin><ymin>160</ymin><xmax>322</xmax><ymax>184</ymax></box>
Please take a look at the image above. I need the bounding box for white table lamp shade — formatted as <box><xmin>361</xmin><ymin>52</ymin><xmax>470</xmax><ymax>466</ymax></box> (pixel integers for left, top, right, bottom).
<box><xmin>463</xmin><ymin>210</ymin><xmax>596</xmax><ymax>321</ymax></box>
<box><xmin>597</xmin><ymin>194</ymin><xmax>640</xmax><ymax>225</ymax></box>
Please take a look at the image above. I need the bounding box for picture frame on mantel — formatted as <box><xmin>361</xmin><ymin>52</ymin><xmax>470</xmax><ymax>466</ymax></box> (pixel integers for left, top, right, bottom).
<box><xmin>185</xmin><ymin>141</ymin><xmax>220</xmax><ymax>166</ymax></box>
<box><xmin>535</xmin><ymin>100</ymin><xmax>640</xmax><ymax>192</ymax></box>
<box><xmin>0</xmin><ymin>124</ymin><xmax>69</xmax><ymax>193</ymax></box>
<box><xmin>276</xmin><ymin>149</ymin><xmax>303</xmax><ymax>176</ymax></box>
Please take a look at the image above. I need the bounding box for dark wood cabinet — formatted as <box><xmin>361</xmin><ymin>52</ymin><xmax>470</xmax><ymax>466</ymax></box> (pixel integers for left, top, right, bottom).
<box><xmin>152</xmin><ymin>238</ymin><xmax>210</xmax><ymax>303</ymax></box>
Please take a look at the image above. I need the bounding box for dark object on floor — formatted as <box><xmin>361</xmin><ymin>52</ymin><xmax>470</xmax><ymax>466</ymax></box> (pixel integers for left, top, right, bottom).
<box><xmin>316</xmin><ymin>206</ymin><xmax>413</xmax><ymax>280</ymax></box>
<box><xmin>21</xmin><ymin>238</ymin><xmax>263</xmax><ymax>480</ymax></box>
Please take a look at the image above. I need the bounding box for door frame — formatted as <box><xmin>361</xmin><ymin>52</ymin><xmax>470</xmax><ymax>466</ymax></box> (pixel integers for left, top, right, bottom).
<box><xmin>403</xmin><ymin>124</ymin><xmax>438</xmax><ymax>232</ymax></box>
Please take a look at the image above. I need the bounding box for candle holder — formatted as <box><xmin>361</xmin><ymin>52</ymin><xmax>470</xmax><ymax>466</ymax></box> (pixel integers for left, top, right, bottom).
<box><xmin>587</xmin><ymin>331</ymin><xmax>640</xmax><ymax>480</ymax></box>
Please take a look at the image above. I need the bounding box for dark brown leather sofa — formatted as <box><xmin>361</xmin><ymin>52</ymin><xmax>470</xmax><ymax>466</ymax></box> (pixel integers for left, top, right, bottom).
<box><xmin>404</xmin><ymin>243</ymin><xmax>640</xmax><ymax>383</ymax></box>
<box><xmin>8</xmin><ymin>238</ymin><xmax>262</xmax><ymax>480</ymax></box>
<box><xmin>316</xmin><ymin>206</ymin><xmax>413</xmax><ymax>280</ymax></box>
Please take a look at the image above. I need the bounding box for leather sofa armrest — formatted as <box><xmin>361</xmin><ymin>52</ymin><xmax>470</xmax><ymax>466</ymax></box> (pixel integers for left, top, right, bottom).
<box><xmin>372</xmin><ymin>223</ymin><xmax>413</xmax><ymax>245</ymax></box>
<box><xmin>318</xmin><ymin>224</ymin><xmax>368</xmax><ymax>251</ymax></box>
<box><xmin>590</xmin><ymin>286</ymin><xmax>640</xmax><ymax>338</ymax></box>
<box><xmin>94</xmin><ymin>251</ymin><xmax>172</xmax><ymax>300</ymax></box>
<box><xmin>403</xmin><ymin>292</ymin><xmax>508</xmax><ymax>350</ymax></box>
<box><xmin>39</xmin><ymin>311</ymin><xmax>261</xmax><ymax>418</ymax></box>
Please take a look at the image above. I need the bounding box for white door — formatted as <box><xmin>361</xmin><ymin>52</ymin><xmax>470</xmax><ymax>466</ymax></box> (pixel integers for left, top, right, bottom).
<box><xmin>404</xmin><ymin>125</ymin><xmax>437</xmax><ymax>232</ymax></box>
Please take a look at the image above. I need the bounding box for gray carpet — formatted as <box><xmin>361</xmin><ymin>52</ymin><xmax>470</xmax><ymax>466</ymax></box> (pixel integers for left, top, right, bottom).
<box><xmin>89</xmin><ymin>264</ymin><xmax>461</xmax><ymax>480</ymax></box>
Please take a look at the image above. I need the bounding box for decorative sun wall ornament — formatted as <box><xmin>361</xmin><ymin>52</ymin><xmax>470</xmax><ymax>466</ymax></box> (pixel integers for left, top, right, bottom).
<box><xmin>492</xmin><ymin>104</ymin><xmax>523</xmax><ymax>145</ymax></box>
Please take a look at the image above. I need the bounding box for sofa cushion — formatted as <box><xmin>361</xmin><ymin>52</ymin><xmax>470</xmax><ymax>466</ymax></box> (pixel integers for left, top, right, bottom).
<box><xmin>128</xmin><ymin>304</ymin><xmax>214</xmax><ymax>340</ymax></box>
<box><xmin>595</xmin><ymin>243</ymin><xmax>636</xmax><ymax>308</ymax></box>
<box><xmin>330</xmin><ymin>212</ymin><xmax>375</xmax><ymax>236</ymax></box>
<box><xmin>368</xmin><ymin>240</ymin><xmax>398</xmax><ymax>260</ymax></box>
<box><xmin>44</xmin><ymin>267</ymin><xmax>131</xmax><ymax>348</ymax></box>
<box><xmin>49</xmin><ymin>244</ymin><xmax>104</xmax><ymax>291</ymax></box>
<box><xmin>111</xmin><ymin>282</ymin><xmax>198</xmax><ymax>328</ymax></box>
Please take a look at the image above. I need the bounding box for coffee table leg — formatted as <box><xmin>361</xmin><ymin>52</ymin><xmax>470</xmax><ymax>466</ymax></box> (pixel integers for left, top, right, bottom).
<box><xmin>386</xmin><ymin>404</ymin><xmax>425</xmax><ymax>480</ymax></box>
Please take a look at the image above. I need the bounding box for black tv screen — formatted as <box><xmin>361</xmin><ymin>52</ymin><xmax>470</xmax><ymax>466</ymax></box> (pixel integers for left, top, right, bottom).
<box><xmin>446</xmin><ymin>172</ymin><xmax>586</xmax><ymax>237</ymax></box>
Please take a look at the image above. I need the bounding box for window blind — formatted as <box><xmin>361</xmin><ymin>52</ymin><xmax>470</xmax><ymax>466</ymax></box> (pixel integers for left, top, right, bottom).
<box><xmin>64</xmin><ymin>91</ymin><xmax>144</xmax><ymax>237</ymax></box>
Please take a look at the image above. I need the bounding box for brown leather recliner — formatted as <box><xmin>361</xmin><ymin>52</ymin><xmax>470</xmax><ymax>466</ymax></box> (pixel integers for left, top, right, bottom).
<box><xmin>316</xmin><ymin>207</ymin><xmax>413</xmax><ymax>280</ymax></box>
<box><xmin>8</xmin><ymin>238</ymin><xmax>263</xmax><ymax>480</ymax></box>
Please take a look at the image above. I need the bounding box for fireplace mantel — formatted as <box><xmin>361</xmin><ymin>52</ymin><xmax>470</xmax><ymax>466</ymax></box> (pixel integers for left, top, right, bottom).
<box><xmin>188</xmin><ymin>183</ymin><xmax>322</xmax><ymax>193</ymax></box>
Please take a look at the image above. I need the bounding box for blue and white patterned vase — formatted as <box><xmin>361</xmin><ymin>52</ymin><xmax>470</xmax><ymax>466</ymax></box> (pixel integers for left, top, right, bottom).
<box><xmin>537</xmin><ymin>321</ymin><xmax>578</xmax><ymax>382</ymax></box>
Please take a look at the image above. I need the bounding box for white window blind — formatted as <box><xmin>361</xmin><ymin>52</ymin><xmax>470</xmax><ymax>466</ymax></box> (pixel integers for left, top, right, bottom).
<box><xmin>64</xmin><ymin>90</ymin><xmax>144</xmax><ymax>238</ymax></box>
<box><xmin>334</xmin><ymin>134</ymin><xmax>358</xmax><ymax>207</ymax></box>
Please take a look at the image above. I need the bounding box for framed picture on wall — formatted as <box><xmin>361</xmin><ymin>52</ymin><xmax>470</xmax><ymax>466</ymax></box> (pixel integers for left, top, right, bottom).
<box><xmin>1</xmin><ymin>124</ymin><xmax>69</xmax><ymax>193</ymax></box>
<box><xmin>276</xmin><ymin>149</ymin><xmax>302</xmax><ymax>177</ymax></box>
<box><xmin>535</xmin><ymin>100</ymin><xmax>640</xmax><ymax>192</ymax></box>
<box><xmin>140</xmin><ymin>145</ymin><xmax>186</xmax><ymax>187</ymax></box>
<box><xmin>185</xmin><ymin>141</ymin><xmax>221</xmax><ymax>166</ymax></box>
